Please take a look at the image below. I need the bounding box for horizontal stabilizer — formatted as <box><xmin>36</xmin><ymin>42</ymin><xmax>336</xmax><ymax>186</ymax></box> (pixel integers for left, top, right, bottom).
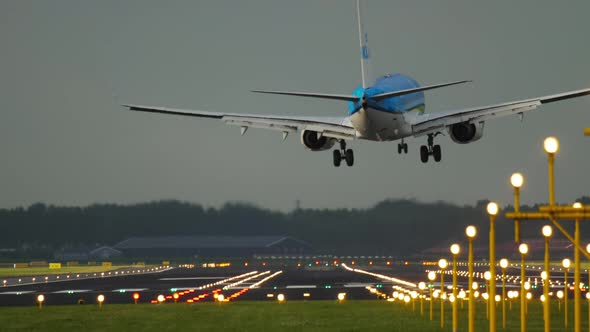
<box><xmin>251</xmin><ymin>90</ymin><xmax>358</xmax><ymax>102</ymax></box>
<box><xmin>370</xmin><ymin>80</ymin><xmax>471</xmax><ymax>101</ymax></box>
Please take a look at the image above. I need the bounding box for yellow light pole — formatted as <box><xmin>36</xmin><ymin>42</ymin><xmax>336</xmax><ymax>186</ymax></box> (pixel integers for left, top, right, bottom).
<box><xmin>485</xmin><ymin>270</ymin><xmax>492</xmax><ymax>320</ymax></box>
<box><xmin>585</xmin><ymin>128</ymin><xmax>590</xmax><ymax>136</ymax></box>
<box><xmin>519</xmin><ymin>243</ymin><xmax>528</xmax><ymax>332</ymax></box>
<box><xmin>543</xmin><ymin>136</ymin><xmax>559</xmax><ymax>206</ymax></box>
<box><xmin>574</xmin><ymin>202</ymin><xmax>583</xmax><ymax>332</ymax></box>
<box><xmin>510</xmin><ymin>173</ymin><xmax>524</xmax><ymax>243</ymax></box>
<box><xmin>542</xmin><ymin>225</ymin><xmax>553</xmax><ymax>332</ymax></box>
<box><xmin>500</xmin><ymin>258</ymin><xmax>509</xmax><ymax>328</ymax></box>
<box><xmin>487</xmin><ymin>201</ymin><xmax>499</xmax><ymax>332</ymax></box>
<box><xmin>563</xmin><ymin>258</ymin><xmax>571</xmax><ymax>328</ymax></box>
<box><xmin>428</xmin><ymin>271</ymin><xmax>436</xmax><ymax>321</ymax></box>
<box><xmin>439</xmin><ymin>258</ymin><xmax>449</xmax><ymax>329</ymax></box>
<box><xmin>586</xmin><ymin>243</ymin><xmax>590</xmax><ymax>332</ymax></box>
<box><xmin>450</xmin><ymin>244</ymin><xmax>460</xmax><ymax>332</ymax></box>
<box><xmin>466</xmin><ymin>225</ymin><xmax>477</xmax><ymax>332</ymax></box>
<box><xmin>419</xmin><ymin>281</ymin><xmax>426</xmax><ymax>317</ymax></box>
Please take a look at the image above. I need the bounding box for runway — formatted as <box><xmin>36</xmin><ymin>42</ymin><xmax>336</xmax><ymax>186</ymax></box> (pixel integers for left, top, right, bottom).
<box><xmin>0</xmin><ymin>264</ymin><xmax>424</xmax><ymax>306</ymax></box>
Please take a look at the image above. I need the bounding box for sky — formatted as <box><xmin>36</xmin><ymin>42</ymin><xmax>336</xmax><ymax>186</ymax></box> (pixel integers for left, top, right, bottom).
<box><xmin>1</xmin><ymin>0</ymin><xmax>589</xmax><ymax>211</ymax></box>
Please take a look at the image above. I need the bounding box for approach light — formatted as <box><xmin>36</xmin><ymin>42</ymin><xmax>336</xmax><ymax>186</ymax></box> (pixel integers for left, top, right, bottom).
<box><xmin>563</xmin><ymin>258</ymin><xmax>571</xmax><ymax>269</ymax></box>
<box><xmin>510</xmin><ymin>173</ymin><xmax>524</xmax><ymax>188</ymax></box>
<box><xmin>466</xmin><ymin>225</ymin><xmax>477</xmax><ymax>238</ymax></box>
<box><xmin>337</xmin><ymin>293</ymin><xmax>346</xmax><ymax>301</ymax></box>
<box><xmin>438</xmin><ymin>259</ymin><xmax>448</xmax><ymax>269</ymax></box>
<box><xmin>519</xmin><ymin>243</ymin><xmax>529</xmax><ymax>255</ymax></box>
<box><xmin>500</xmin><ymin>259</ymin><xmax>509</xmax><ymax>269</ymax></box>
<box><xmin>418</xmin><ymin>282</ymin><xmax>426</xmax><ymax>290</ymax></box>
<box><xmin>542</xmin><ymin>225</ymin><xmax>553</xmax><ymax>238</ymax></box>
<box><xmin>484</xmin><ymin>271</ymin><xmax>491</xmax><ymax>281</ymax></box>
<box><xmin>450</xmin><ymin>244</ymin><xmax>460</xmax><ymax>255</ymax></box>
<box><xmin>428</xmin><ymin>271</ymin><xmax>436</xmax><ymax>281</ymax></box>
<box><xmin>277</xmin><ymin>294</ymin><xmax>285</xmax><ymax>303</ymax></box>
<box><xmin>573</xmin><ymin>202</ymin><xmax>583</xmax><ymax>209</ymax></box>
<box><xmin>486</xmin><ymin>202</ymin><xmax>499</xmax><ymax>216</ymax></box>
<box><xmin>543</xmin><ymin>137</ymin><xmax>559</xmax><ymax>154</ymax></box>
<box><xmin>157</xmin><ymin>294</ymin><xmax>165</xmax><ymax>303</ymax></box>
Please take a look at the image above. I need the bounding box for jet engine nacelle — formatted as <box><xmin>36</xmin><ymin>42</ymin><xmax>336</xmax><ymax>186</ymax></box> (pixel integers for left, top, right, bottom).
<box><xmin>448</xmin><ymin>121</ymin><xmax>484</xmax><ymax>144</ymax></box>
<box><xmin>300</xmin><ymin>130</ymin><xmax>336</xmax><ymax>151</ymax></box>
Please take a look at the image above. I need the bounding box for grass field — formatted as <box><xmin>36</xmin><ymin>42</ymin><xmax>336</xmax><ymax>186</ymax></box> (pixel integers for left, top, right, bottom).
<box><xmin>0</xmin><ymin>299</ymin><xmax>587</xmax><ymax>331</ymax></box>
<box><xmin>0</xmin><ymin>266</ymin><xmax>137</xmax><ymax>278</ymax></box>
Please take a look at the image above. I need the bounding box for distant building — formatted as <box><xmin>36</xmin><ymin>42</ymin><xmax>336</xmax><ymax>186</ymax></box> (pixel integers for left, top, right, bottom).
<box><xmin>113</xmin><ymin>235</ymin><xmax>313</xmax><ymax>258</ymax></box>
<box><xmin>89</xmin><ymin>246</ymin><xmax>122</xmax><ymax>260</ymax></box>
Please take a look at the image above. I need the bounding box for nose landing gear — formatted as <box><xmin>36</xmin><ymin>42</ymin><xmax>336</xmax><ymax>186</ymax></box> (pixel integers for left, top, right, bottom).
<box><xmin>333</xmin><ymin>140</ymin><xmax>354</xmax><ymax>167</ymax></box>
<box><xmin>419</xmin><ymin>134</ymin><xmax>442</xmax><ymax>163</ymax></box>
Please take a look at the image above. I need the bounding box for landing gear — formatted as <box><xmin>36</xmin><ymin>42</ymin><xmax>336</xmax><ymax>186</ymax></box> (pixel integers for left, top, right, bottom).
<box><xmin>419</xmin><ymin>134</ymin><xmax>442</xmax><ymax>163</ymax></box>
<box><xmin>397</xmin><ymin>140</ymin><xmax>408</xmax><ymax>154</ymax></box>
<box><xmin>333</xmin><ymin>140</ymin><xmax>354</xmax><ymax>167</ymax></box>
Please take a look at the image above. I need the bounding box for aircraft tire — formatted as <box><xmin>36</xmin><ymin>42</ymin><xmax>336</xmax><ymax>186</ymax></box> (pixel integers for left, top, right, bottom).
<box><xmin>433</xmin><ymin>145</ymin><xmax>442</xmax><ymax>162</ymax></box>
<box><xmin>333</xmin><ymin>150</ymin><xmax>342</xmax><ymax>167</ymax></box>
<box><xmin>420</xmin><ymin>145</ymin><xmax>429</xmax><ymax>163</ymax></box>
<box><xmin>345</xmin><ymin>149</ymin><xmax>354</xmax><ymax>167</ymax></box>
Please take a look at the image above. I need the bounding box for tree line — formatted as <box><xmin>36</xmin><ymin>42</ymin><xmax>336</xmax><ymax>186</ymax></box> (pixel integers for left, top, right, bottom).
<box><xmin>0</xmin><ymin>196</ymin><xmax>588</xmax><ymax>258</ymax></box>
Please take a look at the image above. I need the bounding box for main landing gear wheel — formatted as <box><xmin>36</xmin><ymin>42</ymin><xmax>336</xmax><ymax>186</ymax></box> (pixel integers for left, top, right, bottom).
<box><xmin>344</xmin><ymin>149</ymin><xmax>354</xmax><ymax>166</ymax></box>
<box><xmin>333</xmin><ymin>140</ymin><xmax>354</xmax><ymax>167</ymax></box>
<box><xmin>419</xmin><ymin>133</ymin><xmax>442</xmax><ymax>163</ymax></box>
<box><xmin>333</xmin><ymin>150</ymin><xmax>341</xmax><ymax>167</ymax></box>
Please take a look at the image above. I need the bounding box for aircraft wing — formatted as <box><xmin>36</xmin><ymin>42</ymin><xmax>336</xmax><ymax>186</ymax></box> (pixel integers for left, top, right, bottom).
<box><xmin>411</xmin><ymin>87</ymin><xmax>590</xmax><ymax>136</ymax></box>
<box><xmin>123</xmin><ymin>104</ymin><xmax>357</xmax><ymax>140</ymax></box>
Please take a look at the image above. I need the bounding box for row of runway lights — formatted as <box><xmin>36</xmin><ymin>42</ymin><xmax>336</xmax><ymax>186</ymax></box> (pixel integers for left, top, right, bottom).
<box><xmin>2</xmin><ymin>266</ymin><xmax>168</xmax><ymax>287</ymax></box>
<box><xmin>432</xmin><ymin>267</ymin><xmax>585</xmax><ymax>290</ymax></box>
<box><xmin>34</xmin><ymin>270</ymin><xmax>284</xmax><ymax>307</ymax></box>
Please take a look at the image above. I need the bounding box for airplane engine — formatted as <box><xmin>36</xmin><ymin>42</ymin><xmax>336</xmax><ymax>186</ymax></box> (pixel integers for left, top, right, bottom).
<box><xmin>448</xmin><ymin>121</ymin><xmax>484</xmax><ymax>144</ymax></box>
<box><xmin>300</xmin><ymin>130</ymin><xmax>336</xmax><ymax>151</ymax></box>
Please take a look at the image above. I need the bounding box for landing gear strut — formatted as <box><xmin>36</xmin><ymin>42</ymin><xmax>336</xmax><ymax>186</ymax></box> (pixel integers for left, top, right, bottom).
<box><xmin>333</xmin><ymin>140</ymin><xmax>354</xmax><ymax>167</ymax></box>
<box><xmin>419</xmin><ymin>134</ymin><xmax>442</xmax><ymax>163</ymax></box>
<box><xmin>397</xmin><ymin>139</ymin><xmax>408</xmax><ymax>154</ymax></box>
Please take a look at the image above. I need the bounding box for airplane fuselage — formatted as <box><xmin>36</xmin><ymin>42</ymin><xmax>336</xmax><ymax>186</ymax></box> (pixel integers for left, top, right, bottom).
<box><xmin>347</xmin><ymin>73</ymin><xmax>425</xmax><ymax>141</ymax></box>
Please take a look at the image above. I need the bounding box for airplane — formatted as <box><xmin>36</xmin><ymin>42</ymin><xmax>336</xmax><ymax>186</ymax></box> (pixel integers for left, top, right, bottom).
<box><xmin>124</xmin><ymin>1</ymin><xmax>590</xmax><ymax>167</ymax></box>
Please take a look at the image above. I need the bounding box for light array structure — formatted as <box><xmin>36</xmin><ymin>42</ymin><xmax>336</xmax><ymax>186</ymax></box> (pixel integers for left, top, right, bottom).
<box><xmin>504</xmin><ymin>137</ymin><xmax>590</xmax><ymax>332</ymax></box>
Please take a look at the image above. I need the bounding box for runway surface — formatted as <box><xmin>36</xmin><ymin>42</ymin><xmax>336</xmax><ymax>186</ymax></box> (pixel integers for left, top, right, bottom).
<box><xmin>0</xmin><ymin>264</ymin><xmax>424</xmax><ymax>306</ymax></box>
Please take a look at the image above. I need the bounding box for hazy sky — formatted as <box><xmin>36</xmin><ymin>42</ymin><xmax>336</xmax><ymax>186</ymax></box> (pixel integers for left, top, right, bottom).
<box><xmin>2</xmin><ymin>0</ymin><xmax>589</xmax><ymax>211</ymax></box>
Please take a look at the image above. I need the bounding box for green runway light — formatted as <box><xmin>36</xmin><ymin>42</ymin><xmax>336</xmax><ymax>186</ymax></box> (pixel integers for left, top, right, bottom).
<box><xmin>170</xmin><ymin>288</ymin><xmax>178</xmax><ymax>292</ymax></box>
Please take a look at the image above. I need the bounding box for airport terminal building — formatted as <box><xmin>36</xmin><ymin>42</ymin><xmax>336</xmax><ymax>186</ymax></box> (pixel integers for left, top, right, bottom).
<box><xmin>113</xmin><ymin>235</ymin><xmax>313</xmax><ymax>258</ymax></box>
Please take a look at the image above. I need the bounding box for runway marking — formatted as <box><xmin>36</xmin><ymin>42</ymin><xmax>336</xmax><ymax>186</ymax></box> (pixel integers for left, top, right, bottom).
<box><xmin>53</xmin><ymin>289</ymin><xmax>92</xmax><ymax>294</ymax></box>
<box><xmin>286</xmin><ymin>285</ymin><xmax>317</xmax><ymax>289</ymax></box>
<box><xmin>113</xmin><ymin>288</ymin><xmax>147</xmax><ymax>292</ymax></box>
<box><xmin>159</xmin><ymin>277</ymin><xmax>226</xmax><ymax>281</ymax></box>
<box><xmin>0</xmin><ymin>291</ymin><xmax>34</xmax><ymax>295</ymax></box>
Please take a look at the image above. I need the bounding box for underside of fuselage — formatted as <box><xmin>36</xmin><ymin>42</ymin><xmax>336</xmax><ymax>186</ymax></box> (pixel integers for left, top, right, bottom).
<box><xmin>348</xmin><ymin>73</ymin><xmax>426</xmax><ymax>141</ymax></box>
